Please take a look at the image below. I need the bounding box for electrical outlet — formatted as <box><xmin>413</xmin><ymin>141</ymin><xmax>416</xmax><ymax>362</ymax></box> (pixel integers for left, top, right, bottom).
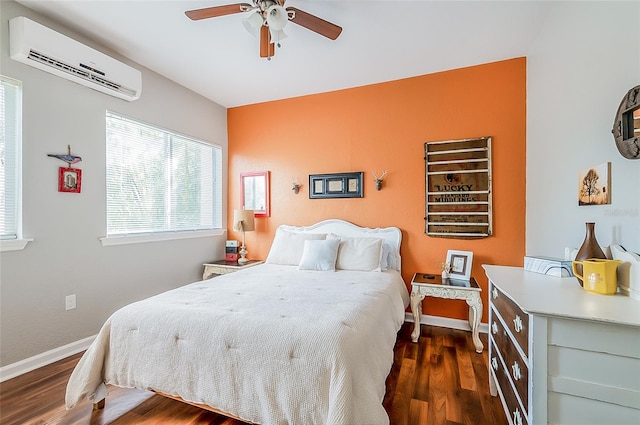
<box><xmin>65</xmin><ymin>294</ymin><xmax>76</xmax><ymax>311</ymax></box>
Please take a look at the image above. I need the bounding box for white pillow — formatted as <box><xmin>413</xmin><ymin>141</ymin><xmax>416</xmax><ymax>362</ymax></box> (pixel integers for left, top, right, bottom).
<box><xmin>335</xmin><ymin>237</ymin><xmax>384</xmax><ymax>272</ymax></box>
<box><xmin>265</xmin><ymin>229</ymin><xmax>327</xmax><ymax>266</ymax></box>
<box><xmin>298</xmin><ymin>239</ymin><xmax>340</xmax><ymax>271</ymax></box>
<box><xmin>381</xmin><ymin>242</ymin><xmax>393</xmax><ymax>271</ymax></box>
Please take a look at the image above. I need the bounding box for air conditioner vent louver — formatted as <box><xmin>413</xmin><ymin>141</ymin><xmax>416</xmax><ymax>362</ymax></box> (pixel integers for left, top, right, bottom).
<box><xmin>10</xmin><ymin>16</ymin><xmax>141</xmax><ymax>101</ymax></box>
<box><xmin>26</xmin><ymin>50</ymin><xmax>137</xmax><ymax>97</ymax></box>
<box><xmin>28</xmin><ymin>50</ymin><xmax>92</xmax><ymax>79</ymax></box>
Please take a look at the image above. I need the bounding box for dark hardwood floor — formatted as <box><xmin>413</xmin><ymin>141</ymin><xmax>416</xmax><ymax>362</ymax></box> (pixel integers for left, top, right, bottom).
<box><xmin>0</xmin><ymin>323</ymin><xmax>507</xmax><ymax>425</ymax></box>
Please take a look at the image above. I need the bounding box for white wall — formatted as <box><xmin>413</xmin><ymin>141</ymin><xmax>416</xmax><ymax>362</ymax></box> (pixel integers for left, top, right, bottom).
<box><xmin>527</xmin><ymin>1</ymin><xmax>640</xmax><ymax>258</ymax></box>
<box><xmin>0</xmin><ymin>1</ymin><xmax>228</xmax><ymax>366</ymax></box>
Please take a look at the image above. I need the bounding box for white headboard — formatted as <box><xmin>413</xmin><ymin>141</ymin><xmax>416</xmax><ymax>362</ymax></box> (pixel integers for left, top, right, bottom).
<box><xmin>278</xmin><ymin>219</ymin><xmax>403</xmax><ymax>272</ymax></box>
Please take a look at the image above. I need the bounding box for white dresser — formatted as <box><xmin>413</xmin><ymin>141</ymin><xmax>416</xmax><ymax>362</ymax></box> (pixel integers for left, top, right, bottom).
<box><xmin>484</xmin><ymin>265</ymin><xmax>640</xmax><ymax>425</ymax></box>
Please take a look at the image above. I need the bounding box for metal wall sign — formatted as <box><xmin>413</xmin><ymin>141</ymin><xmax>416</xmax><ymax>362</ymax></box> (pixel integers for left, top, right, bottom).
<box><xmin>425</xmin><ymin>137</ymin><xmax>492</xmax><ymax>238</ymax></box>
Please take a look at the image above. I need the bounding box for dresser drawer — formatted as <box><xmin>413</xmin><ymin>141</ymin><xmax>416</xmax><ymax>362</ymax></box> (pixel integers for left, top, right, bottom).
<box><xmin>490</xmin><ymin>339</ymin><xmax>529</xmax><ymax>425</ymax></box>
<box><xmin>490</xmin><ymin>281</ymin><xmax>529</xmax><ymax>357</ymax></box>
<box><xmin>490</xmin><ymin>306</ymin><xmax>529</xmax><ymax>413</ymax></box>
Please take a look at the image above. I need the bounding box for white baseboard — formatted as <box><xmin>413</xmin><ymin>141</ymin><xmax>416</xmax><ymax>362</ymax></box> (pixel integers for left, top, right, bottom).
<box><xmin>0</xmin><ymin>334</ymin><xmax>96</xmax><ymax>382</ymax></box>
<box><xmin>404</xmin><ymin>312</ymin><xmax>489</xmax><ymax>334</ymax></box>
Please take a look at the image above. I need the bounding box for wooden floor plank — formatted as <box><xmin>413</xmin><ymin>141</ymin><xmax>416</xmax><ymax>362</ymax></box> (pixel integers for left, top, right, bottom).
<box><xmin>0</xmin><ymin>323</ymin><xmax>508</xmax><ymax>425</ymax></box>
<box><xmin>456</xmin><ymin>344</ymin><xmax>478</xmax><ymax>391</ymax></box>
<box><xmin>389</xmin><ymin>357</ymin><xmax>416</xmax><ymax>425</ymax></box>
<box><xmin>460</xmin><ymin>387</ymin><xmax>487</xmax><ymax>425</ymax></box>
<box><xmin>443</xmin><ymin>346</ymin><xmax>464</xmax><ymax>424</ymax></box>
<box><xmin>408</xmin><ymin>398</ymin><xmax>429</xmax><ymax>424</ymax></box>
<box><xmin>413</xmin><ymin>332</ymin><xmax>432</xmax><ymax>402</ymax></box>
<box><xmin>426</xmin><ymin>329</ymin><xmax>448</xmax><ymax>425</ymax></box>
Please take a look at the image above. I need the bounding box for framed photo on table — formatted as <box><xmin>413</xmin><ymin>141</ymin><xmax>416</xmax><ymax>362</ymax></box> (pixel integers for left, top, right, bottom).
<box><xmin>446</xmin><ymin>250</ymin><xmax>473</xmax><ymax>280</ymax></box>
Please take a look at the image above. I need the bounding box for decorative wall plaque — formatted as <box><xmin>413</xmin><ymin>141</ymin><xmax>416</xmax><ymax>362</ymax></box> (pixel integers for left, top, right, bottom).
<box><xmin>309</xmin><ymin>172</ymin><xmax>363</xmax><ymax>199</ymax></box>
<box><xmin>424</xmin><ymin>137</ymin><xmax>492</xmax><ymax>238</ymax></box>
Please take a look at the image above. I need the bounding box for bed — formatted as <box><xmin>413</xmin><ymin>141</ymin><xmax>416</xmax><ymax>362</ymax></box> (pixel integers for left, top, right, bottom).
<box><xmin>65</xmin><ymin>219</ymin><xmax>410</xmax><ymax>425</ymax></box>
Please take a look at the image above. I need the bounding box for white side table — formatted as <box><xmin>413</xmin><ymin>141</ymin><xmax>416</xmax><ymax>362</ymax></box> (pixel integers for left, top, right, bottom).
<box><xmin>202</xmin><ymin>259</ymin><xmax>263</xmax><ymax>280</ymax></box>
<box><xmin>410</xmin><ymin>272</ymin><xmax>484</xmax><ymax>353</ymax></box>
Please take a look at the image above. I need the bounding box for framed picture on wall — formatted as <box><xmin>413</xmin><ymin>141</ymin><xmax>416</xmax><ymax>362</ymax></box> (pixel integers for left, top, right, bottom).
<box><xmin>58</xmin><ymin>167</ymin><xmax>82</xmax><ymax>193</ymax></box>
<box><xmin>577</xmin><ymin>162</ymin><xmax>611</xmax><ymax>206</ymax></box>
<box><xmin>309</xmin><ymin>172</ymin><xmax>364</xmax><ymax>199</ymax></box>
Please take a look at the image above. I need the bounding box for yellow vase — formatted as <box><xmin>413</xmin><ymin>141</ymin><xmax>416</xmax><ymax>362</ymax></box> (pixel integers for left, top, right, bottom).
<box><xmin>572</xmin><ymin>259</ymin><xmax>622</xmax><ymax>295</ymax></box>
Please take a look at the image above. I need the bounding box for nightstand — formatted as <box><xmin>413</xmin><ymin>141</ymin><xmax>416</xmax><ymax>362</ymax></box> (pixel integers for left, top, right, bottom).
<box><xmin>410</xmin><ymin>272</ymin><xmax>483</xmax><ymax>353</ymax></box>
<box><xmin>202</xmin><ymin>259</ymin><xmax>263</xmax><ymax>280</ymax></box>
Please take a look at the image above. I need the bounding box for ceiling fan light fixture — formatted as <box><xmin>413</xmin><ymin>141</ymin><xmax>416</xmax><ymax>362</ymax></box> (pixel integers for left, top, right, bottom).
<box><xmin>185</xmin><ymin>2</ymin><xmax>342</xmax><ymax>58</ymax></box>
<box><xmin>242</xmin><ymin>10</ymin><xmax>263</xmax><ymax>37</ymax></box>
<box><xmin>265</xmin><ymin>5</ymin><xmax>288</xmax><ymax>31</ymax></box>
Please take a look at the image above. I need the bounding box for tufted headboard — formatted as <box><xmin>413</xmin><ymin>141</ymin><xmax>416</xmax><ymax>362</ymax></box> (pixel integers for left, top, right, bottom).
<box><xmin>278</xmin><ymin>219</ymin><xmax>403</xmax><ymax>272</ymax></box>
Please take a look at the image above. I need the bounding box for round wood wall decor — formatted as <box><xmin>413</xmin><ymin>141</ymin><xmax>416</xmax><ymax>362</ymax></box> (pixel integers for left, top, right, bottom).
<box><xmin>612</xmin><ymin>85</ymin><xmax>640</xmax><ymax>159</ymax></box>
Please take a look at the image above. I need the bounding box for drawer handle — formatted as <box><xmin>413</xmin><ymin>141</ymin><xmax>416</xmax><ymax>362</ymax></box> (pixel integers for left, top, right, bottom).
<box><xmin>491</xmin><ymin>357</ymin><xmax>498</xmax><ymax>371</ymax></box>
<box><xmin>512</xmin><ymin>362</ymin><xmax>522</xmax><ymax>381</ymax></box>
<box><xmin>513</xmin><ymin>409</ymin><xmax>523</xmax><ymax>425</ymax></box>
<box><xmin>491</xmin><ymin>287</ymin><xmax>498</xmax><ymax>300</ymax></box>
<box><xmin>491</xmin><ymin>321</ymin><xmax>498</xmax><ymax>335</ymax></box>
<box><xmin>513</xmin><ymin>315</ymin><xmax>523</xmax><ymax>333</ymax></box>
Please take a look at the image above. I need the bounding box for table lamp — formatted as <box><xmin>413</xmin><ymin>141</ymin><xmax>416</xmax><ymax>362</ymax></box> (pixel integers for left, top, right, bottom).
<box><xmin>233</xmin><ymin>209</ymin><xmax>255</xmax><ymax>264</ymax></box>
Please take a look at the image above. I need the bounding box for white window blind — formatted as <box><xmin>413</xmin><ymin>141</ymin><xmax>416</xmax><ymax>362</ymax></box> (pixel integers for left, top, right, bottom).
<box><xmin>106</xmin><ymin>111</ymin><xmax>222</xmax><ymax>237</ymax></box>
<box><xmin>0</xmin><ymin>76</ymin><xmax>22</xmax><ymax>241</ymax></box>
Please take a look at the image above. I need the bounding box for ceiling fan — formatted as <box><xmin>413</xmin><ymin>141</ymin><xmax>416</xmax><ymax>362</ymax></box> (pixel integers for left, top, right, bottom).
<box><xmin>185</xmin><ymin>1</ymin><xmax>342</xmax><ymax>59</ymax></box>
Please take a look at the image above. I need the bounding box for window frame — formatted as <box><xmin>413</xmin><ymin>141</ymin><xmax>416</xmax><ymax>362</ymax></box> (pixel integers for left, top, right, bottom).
<box><xmin>0</xmin><ymin>76</ymin><xmax>32</xmax><ymax>252</ymax></box>
<box><xmin>102</xmin><ymin>111</ymin><xmax>224</xmax><ymax>246</ymax></box>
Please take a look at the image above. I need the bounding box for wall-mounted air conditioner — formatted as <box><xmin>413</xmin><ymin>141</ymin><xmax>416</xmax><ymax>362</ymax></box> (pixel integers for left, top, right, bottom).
<box><xmin>9</xmin><ymin>16</ymin><xmax>142</xmax><ymax>102</ymax></box>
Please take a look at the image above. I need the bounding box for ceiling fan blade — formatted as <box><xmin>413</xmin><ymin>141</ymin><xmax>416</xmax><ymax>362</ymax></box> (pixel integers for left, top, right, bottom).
<box><xmin>287</xmin><ymin>7</ymin><xmax>342</xmax><ymax>40</ymax></box>
<box><xmin>185</xmin><ymin>3</ymin><xmax>252</xmax><ymax>20</ymax></box>
<box><xmin>260</xmin><ymin>25</ymin><xmax>275</xmax><ymax>58</ymax></box>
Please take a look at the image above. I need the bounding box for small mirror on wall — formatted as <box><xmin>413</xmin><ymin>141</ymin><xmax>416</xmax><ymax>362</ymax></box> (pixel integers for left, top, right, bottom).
<box><xmin>241</xmin><ymin>171</ymin><xmax>270</xmax><ymax>217</ymax></box>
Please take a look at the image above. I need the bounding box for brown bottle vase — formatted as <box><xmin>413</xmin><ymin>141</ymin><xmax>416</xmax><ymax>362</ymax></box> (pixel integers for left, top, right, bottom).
<box><xmin>574</xmin><ymin>222</ymin><xmax>607</xmax><ymax>286</ymax></box>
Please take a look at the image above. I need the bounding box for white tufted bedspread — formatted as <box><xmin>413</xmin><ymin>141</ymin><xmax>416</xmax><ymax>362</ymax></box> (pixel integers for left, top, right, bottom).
<box><xmin>65</xmin><ymin>264</ymin><xmax>410</xmax><ymax>425</ymax></box>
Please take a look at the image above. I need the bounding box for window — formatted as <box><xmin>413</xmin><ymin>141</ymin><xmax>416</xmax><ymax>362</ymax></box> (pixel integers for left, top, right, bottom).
<box><xmin>105</xmin><ymin>111</ymin><xmax>222</xmax><ymax>241</ymax></box>
<box><xmin>0</xmin><ymin>76</ymin><xmax>24</xmax><ymax>248</ymax></box>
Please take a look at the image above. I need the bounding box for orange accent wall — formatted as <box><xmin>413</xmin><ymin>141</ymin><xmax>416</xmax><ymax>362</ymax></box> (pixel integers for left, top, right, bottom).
<box><xmin>227</xmin><ymin>58</ymin><xmax>526</xmax><ymax>323</ymax></box>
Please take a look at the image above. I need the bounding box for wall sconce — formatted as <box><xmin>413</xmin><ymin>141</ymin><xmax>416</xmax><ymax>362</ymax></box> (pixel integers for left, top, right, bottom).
<box><xmin>372</xmin><ymin>171</ymin><xmax>387</xmax><ymax>191</ymax></box>
<box><xmin>291</xmin><ymin>177</ymin><xmax>301</xmax><ymax>194</ymax></box>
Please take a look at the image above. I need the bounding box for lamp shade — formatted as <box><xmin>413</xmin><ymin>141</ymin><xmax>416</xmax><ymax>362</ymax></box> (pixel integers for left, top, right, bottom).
<box><xmin>242</xmin><ymin>11</ymin><xmax>263</xmax><ymax>37</ymax></box>
<box><xmin>266</xmin><ymin>5</ymin><xmax>288</xmax><ymax>31</ymax></box>
<box><xmin>233</xmin><ymin>209</ymin><xmax>255</xmax><ymax>232</ymax></box>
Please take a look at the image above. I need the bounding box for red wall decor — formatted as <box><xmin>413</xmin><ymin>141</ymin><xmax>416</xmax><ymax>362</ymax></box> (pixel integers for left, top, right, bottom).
<box><xmin>58</xmin><ymin>167</ymin><xmax>82</xmax><ymax>193</ymax></box>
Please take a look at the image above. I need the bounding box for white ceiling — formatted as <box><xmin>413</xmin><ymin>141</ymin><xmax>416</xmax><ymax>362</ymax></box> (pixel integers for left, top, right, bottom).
<box><xmin>15</xmin><ymin>0</ymin><xmax>551</xmax><ymax>108</ymax></box>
